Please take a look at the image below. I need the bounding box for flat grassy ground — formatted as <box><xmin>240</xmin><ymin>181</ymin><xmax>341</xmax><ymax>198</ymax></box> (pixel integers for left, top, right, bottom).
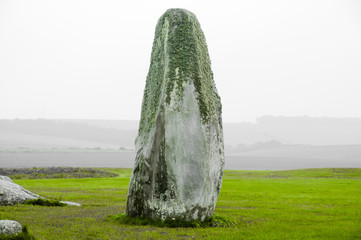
<box><xmin>1</xmin><ymin>168</ymin><xmax>360</xmax><ymax>239</ymax></box>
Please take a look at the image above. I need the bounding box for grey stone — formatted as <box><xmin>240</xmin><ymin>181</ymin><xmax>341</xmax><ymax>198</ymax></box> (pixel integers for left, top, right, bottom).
<box><xmin>126</xmin><ymin>8</ymin><xmax>224</xmax><ymax>221</ymax></box>
<box><xmin>0</xmin><ymin>220</ymin><xmax>22</xmax><ymax>236</ymax></box>
<box><xmin>60</xmin><ymin>201</ymin><xmax>81</xmax><ymax>207</ymax></box>
<box><xmin>0</xmin><ymin>176</ymin><xmax>13</xmax><ymax>183</ymax></box>
<box><xmin>0</xmin><ymin>176</ymin><xmax>81</xmax><ymax>206</ymax></box>
<box><xmin>0</xmin><ymin>177</ymin><xmax>40</xmax><ymax>205</ymax></box>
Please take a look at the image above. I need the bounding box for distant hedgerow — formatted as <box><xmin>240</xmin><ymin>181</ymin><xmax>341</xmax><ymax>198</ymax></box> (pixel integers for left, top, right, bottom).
<box><xmin>0</xmin><ymin>167</ymin><xmax>118</xmax><ymax>179</ymax></box>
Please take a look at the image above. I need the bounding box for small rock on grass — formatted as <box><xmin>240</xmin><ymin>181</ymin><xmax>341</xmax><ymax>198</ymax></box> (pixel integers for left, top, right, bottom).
<box><xmin>1</xmin><ymin>175</ymin><xmax>81</xmax><ymax>206</ymax></box>
<box><xmin>0</xmin><ymin>176</ymin><xmax>39</xmax><ymax>205</ymax></box>
<box><xmin>60</xmin><ymin>201</ymin><xmax>81</xmax><ymax>207</ymax></box>
<box><xmin>0</xmin><ymin>220</ymin><xmax>22</xmax><ymax>236</ymax></box>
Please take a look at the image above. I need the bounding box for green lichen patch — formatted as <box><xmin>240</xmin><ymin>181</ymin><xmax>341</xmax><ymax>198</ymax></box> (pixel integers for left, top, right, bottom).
<box><xmin>137</xmin><ymin>15</ymin><xmax>169</xmax><ymax>138</ymax></box>
<box><xmin>165</xmin><ymin>9</ymin><xmax>221</xmax><ymax>124</ymax></box>
<box><xmin>137</xmin><ymin>8</ymin><xmax>222</xmax><ymax>139</ymax></box>
<box><xmin>108</xmin><ymin>213</ymin><xmax>235</xmax><ymax>228</ymax></box>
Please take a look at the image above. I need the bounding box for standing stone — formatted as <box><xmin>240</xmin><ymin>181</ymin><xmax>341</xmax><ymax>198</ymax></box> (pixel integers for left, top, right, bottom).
<box><xmin>126</xmin><ymin>8</ymin><xmax>224</xmax><ymax>221</ymax></box>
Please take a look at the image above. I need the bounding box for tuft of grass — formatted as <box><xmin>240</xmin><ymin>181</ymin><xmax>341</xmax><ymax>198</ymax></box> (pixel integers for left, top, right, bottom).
<box><xmin>0</xmin><ymin>225</ymin><xmax>36</xmax><ymax>240</ymax></box>
<box><xmin>23</xmin><ymin>199</ymin><xmax>66</xmax><ymax>207</ymax></box>
<box><xmin>107</xmin><ymin>213</ymin><xmax>235</xmax><ymax>228</ymax></box>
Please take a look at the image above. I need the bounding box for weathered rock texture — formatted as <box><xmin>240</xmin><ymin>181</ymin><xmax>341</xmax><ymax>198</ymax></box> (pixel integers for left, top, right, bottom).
<box><xmin>0</xmin><ymin>176</ymin><xmax>81</xmax><ymax>206</ymax></box>
<box><xmin>126</xmin><ymin>8</ymin><xmax>224</xmax><ymax>221</ymax></box>
<box><xmin>0</xmin><ymin>176</ymin><xmax>40</xmax><ymax>205</ymax></box>
<box><xmin>0</xmin><ymin>220</ymin><xmax>22</xmax><ymax>236</ymax></box>
<box><xmin>0</xmin><ymin>176</ymin><xmax>12</xmax><ymax>183</ymax></box>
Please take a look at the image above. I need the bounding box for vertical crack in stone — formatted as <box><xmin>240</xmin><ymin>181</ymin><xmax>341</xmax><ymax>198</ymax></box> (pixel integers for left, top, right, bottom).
<box><xmin>151</xmin><ymin>104</ymin><xmax>168</xmax><ymax>201</ymax></box>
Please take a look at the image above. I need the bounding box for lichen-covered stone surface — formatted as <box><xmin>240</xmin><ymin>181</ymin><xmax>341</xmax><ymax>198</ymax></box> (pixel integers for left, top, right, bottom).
<box><xmin>126</xmin><ymin>8</ymin><xmax>224</xmax><ymax>221</ymax></box>
<box><xmin>0</xmin><ymin>176</ymin><xmax>12</xmax><ymax>183</ymax></box>
<box><xmin>0</xmin><ymin>176</ymin><xmax>40</xmax><ymax>205</ymax></box>
<box><xmin>0</xmin><ymin>220</ymin><xmax>22</xmax><ymax>236</ymax></box>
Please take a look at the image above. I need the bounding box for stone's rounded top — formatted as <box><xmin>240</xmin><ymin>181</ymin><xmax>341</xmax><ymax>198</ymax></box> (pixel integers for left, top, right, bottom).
<box><xmin>160</xmin><ymin>8</ymin><xmax>197</xmax><ymax>21</ymax></box>
<box><xmin>164</xmin><ymin>8</ymin><xmax>193</xmax><ymax>14</ymax></box>
<box><xmin>138</xmin><ymin>7</ymin><xmax>221</xmax><ymax>137</ymax></box>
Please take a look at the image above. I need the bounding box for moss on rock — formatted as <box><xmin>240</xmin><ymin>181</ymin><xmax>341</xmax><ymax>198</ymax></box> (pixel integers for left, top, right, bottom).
<box><xmin>138</xmin><ymin>8</ymin><xmax>221</xmax><ymax>139</ymax></box>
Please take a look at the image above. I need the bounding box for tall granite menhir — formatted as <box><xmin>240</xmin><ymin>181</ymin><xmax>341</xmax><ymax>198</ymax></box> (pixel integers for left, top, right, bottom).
<box><xmin>126</xmin><ymin>8</ymin><xmax>224</xmax><ymax>221</ymax></box>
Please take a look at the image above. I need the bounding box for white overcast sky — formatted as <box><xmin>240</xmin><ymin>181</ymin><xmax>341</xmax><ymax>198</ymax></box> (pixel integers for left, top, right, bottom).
<box><xmin>0</xmin><ymin>0</ymin><xmax>360</xmax><ymax>122</ymax></box>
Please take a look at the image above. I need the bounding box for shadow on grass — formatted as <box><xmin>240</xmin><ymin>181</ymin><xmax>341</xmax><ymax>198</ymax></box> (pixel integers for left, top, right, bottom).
<box><xmin>107</xmin><ymin>213</ymin><xmax>236</xmax><ymax>228</ymax></box>
<box><xmin>0</xmin><ymin>225</ymin><xmax>36</xmax><ymax>240</ymax></box>
<box><xmin>23</xmin><ymin>199</ymin><xmax>66</xmax><ymax>207</ymax></box>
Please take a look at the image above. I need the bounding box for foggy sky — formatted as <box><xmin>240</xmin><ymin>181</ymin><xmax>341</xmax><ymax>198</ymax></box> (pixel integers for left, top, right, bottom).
<box><xmin>1</xmin><ymin>0</ymin><xmax>361</xmax><ymax>122</ymax></box>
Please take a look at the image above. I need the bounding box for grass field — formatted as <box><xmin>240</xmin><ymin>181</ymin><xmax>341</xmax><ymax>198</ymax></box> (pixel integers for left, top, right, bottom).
<box><xmin>1</xmin><ymin>168</ymin><xmax>360</xmax><ymax>239</ymax></box>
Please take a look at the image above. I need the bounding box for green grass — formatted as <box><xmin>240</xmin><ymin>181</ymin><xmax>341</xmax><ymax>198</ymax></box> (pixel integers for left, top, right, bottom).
<box><xmin>1</xmin><ymin>168</ymin><xmax>360</xmax><ymax>239</ymax></box>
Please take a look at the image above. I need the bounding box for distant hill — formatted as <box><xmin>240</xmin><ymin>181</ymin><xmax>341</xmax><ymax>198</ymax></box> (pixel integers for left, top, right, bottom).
<box><xmin>64</xmin><ymin>116</ymin><xmax>361</xmax><ymax>146</ymax></box>
<box><xmin>1</xmin><ymin>116</ymin><xmax>361</xmax><ymax>150</ymax></box>
<box><xmin>1</xmin><ymin>117</ymin><xmax>361</xmax><ymax>170</ymax></box>
<box><xmin>256</xmin><ymin>116</ymin><xmax>361</xmax><ymax>145</ymax></box>
<box><xmin>0</xmin><ymin>119</ymin><xmax>136</xmax><ymax>149</ymax></box>
<box><xmin>61</xmin><ymin>119</ymin><xmax>139</xmax><ymax>130</ymax></box>
<box><xmin>64</xmin><ymin>119</ymin><xmax>279</xmax><ymax>146</ymax></box>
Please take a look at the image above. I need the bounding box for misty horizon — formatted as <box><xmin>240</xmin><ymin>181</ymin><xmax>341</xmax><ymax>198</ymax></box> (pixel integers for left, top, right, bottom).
<box><xmin>2</xmin><ymin>114</ymin><xmax>361</xmax><ymax>123</ymax></box>
<box><xmin>2</xmin><ymin>116</ymin><xmax>361</xmax><ymax>146</ymax></box>
<box><xmin>2</xmin><ymin>116</ymin><xmax>361</xmax><ymax>170</ymax></box>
